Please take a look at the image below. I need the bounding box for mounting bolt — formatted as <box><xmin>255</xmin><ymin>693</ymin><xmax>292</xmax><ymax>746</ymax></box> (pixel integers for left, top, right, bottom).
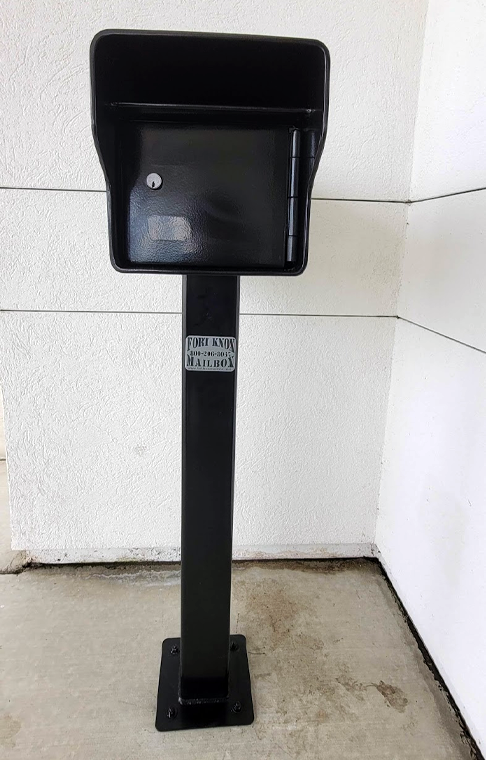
<box><xmin>230</xmin><ymin>641</ymin><xmax>239</xmax><ymax>652</ymax></box>
<box><xmin>146</xmin><ymin>172</ymin><xmax>163</xmax><ymax>190</ymax></box>
<box><xmin>170</xmin><ymin>645</ymin><xmax>179</xmax><ymax>655</ymax></box>
<box><xmin>232</xmin><ymin>701</ymin><xmax>242</xmax><ymax>713</ymax></box>
<box><xmin>167</xmin><ymin>706</ymin><xmax>177</xmax><ymax>719</ymax></box>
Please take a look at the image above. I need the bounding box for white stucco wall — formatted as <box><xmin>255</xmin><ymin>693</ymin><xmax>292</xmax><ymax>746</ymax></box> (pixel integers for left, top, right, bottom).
<box><xmin>0</xmin><ymin>191</ymin><xmax>407</xmax><ymax>317</ymax></box>
<box><xmin>1</xmin><ymin>312</ymin><xmax>394</xmax><ymax>561</ymax></box>
<box><xmin>410</xmin><ymin>0</ymin><xmax>486</xmax><ymax>199</ymax></box>
<box><xmin>0</xmin><ymin>190</ymin><xmax>401</xmax><ymax>560</ymax></box>
<box><xmin>400</xmin><ymin>190</ymin><xmax>486</xmax><ymax>351</ymax></box>
<box><xmin>0</xmin><ymin>196</ymin><xmax>402</xmax><ymax>560</ymax></box>
<box><xmin>377</xmin><ymin>321</ymin><xmax>486</xmax><ymax>752</ymax></box>
<box><xmin>377</xmin><ymin>0</ymin><xmax>486</xmax><ymax>750</ymax></box>
<box><xmin>0</xmin><ymin>391</ymin><xmax>5</xmax><ymax>460</ymax></box>
<box><xmin>0</xmin><ymin>0</ymin><xmax>426</xmax><ymax>562</ymax></box>
<box><xmin>0</xmin><ymin>0</ymin><xmax>426</xmax><ymax>201</ymax></box>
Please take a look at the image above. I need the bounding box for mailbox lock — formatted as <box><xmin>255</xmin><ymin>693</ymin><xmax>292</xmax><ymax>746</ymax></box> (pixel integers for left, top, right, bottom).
<box><xmin>146</xmin><ymin>172</ymin><xmax>163</xmax><ymax>189</ymax></box>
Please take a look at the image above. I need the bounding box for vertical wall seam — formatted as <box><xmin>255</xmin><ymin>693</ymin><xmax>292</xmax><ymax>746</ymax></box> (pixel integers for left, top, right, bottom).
<box><xmin>407</xmin><ymin>0</ymin><xmax>433</xmax><ymax>200</ymax></box>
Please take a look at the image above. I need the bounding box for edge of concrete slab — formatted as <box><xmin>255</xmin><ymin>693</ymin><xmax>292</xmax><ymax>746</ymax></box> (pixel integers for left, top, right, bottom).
<box><xmin>23</xmin><ymin>542</ymin><xmax>374</xmax><ymax>564</ymax></box>
<box><xmin>376</xmin><ymin>557</ymin><xmax>484</xmax><ymax>760</ymax></box>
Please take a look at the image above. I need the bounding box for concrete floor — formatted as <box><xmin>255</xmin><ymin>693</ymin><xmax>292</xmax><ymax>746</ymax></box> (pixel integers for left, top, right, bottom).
<box><xmin>0</xmin><ymin>463</ymin><xmax>478</xmax><ymax>759</ymax></box>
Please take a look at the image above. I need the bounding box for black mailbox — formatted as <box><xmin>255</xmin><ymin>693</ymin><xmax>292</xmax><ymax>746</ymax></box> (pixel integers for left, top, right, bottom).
<box><xmin>91</xmin><ymin>30</ymin><xmax>329</xmax><ymax>275</ymax></box>
<box><xmin>91</xmin><ymin>29</ymin><xmax>329</xmax><ymax>733</ymax></box>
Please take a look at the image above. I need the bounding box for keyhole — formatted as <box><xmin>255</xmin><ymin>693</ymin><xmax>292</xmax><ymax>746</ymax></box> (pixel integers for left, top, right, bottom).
<box><xmin>146</xmin><ymin>173</ymin><xmax>163</xmax><ymax>190</ymax></box>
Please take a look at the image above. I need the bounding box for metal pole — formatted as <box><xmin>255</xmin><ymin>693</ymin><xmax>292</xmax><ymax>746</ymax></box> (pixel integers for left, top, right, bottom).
<box><xmin>156</xmin><ymin>274</ymin><xmax>253</xmax><ymax>731</ymax></box>
<box><xmin>180</xmin><ymin>274</ymin><xmax>239</xmax><ymax>701</ymax></box>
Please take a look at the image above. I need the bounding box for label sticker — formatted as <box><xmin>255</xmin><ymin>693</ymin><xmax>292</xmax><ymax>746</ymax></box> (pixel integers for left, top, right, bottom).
<box><xmin>185</xmin><ymin>335</ymin><xmax>237</xmax><ymax>372</ymax></box>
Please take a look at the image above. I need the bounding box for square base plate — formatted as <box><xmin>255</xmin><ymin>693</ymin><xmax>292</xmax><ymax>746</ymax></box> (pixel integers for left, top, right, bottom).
<box><xmin>155</xmin><ymin>634</ymin><xmax>254</xmax><ymax>731</ymax></box>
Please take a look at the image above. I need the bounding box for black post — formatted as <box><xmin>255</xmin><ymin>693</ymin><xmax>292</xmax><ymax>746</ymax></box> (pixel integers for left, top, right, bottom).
<box><xmin>181</xmin><ymin>274</ymin><xmax>238</xmax><ymax>700</ymax></box>
<box><xmin>156</xmin><ymin>275</ymin><xmax>253</xmax><ymax>731</ymax></box>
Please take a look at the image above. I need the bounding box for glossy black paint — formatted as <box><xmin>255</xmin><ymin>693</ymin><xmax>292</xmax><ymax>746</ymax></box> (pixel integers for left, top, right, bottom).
<box><xmin>156</xmin><ymin>275</ymin><xmax>247</xmax><ymax>732</ymax></box>
<box><xmin>179</xmin><ymin>275</ymin><xmax>239</xmax><ymax>703</ymax></box>
<box><xmin>90</xmin><ymin>30</ymin><xmax>330</xmax><ymax>733</ymax></box>
<box><xmin>122</xmin><ymin>125</ymin><xmax>289</xmax><ymax>271</ymax></box>
<box><xmin>90</xmin><ymin>29</ymin><xmax>330</xmax><ymax>275</ymax></box>
<box><xmin>156</xmin><ymin>635</ymin><xmax>253</xmax><ymax>731</ymax></box>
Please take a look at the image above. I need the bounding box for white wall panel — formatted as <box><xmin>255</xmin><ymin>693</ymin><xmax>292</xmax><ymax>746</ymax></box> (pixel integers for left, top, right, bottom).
<box><xmin>411</xmin><ymin>0</ymin><xmax>486</xmax><ymax>199</ymax></box>
<box><xmin>391</xmin><ymin>2</ymin><xmax>486</xmax><ymax>750</ymax></box>
<box><xmin>0</xmin><ymin>0</ymin><xmax>426</xmax><ymax>200</ymax></box>
<box><xmin>0</xmin><ymin>191</ymin><xmax>406</xmax><ymax>316</ymax></box>
<box><xmin>0</xmin><ymin>312</ymin><xmax>394</xmax><ymax>560</ymax></box>
<box><xmin>0</xmin><ymin>189</ymin><xmax>181</xmax><ymax>314</ymax></box>
<box><xmin>0</xmin><ymin>391</ymin><xmax>5</xmax><ymax>459</ymax></box>
<box><xmin>377</xmin><ymin>320</ymin><xmax>486</xmax><ymax>752</ymax></box>
<box><xmin>400</xmin><ymin>190</ymin><xmax>486</xmax><ymax>351</ymax></box>
<box><xmin>244</xmin><ymin>200</ymin><xmax>405</xmax><ymax>317</ymax></box>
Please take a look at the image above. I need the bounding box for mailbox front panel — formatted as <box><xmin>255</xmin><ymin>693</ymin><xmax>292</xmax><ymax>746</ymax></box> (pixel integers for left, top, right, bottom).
<box><xmin>121</xmin><ymin>125</ymin><xmax>289</xmax><ymax>271</ymax></box>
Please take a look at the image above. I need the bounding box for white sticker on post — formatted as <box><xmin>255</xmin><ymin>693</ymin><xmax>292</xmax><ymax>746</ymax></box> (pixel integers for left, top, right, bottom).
<box><xmin>185</xmin><ymin>335</ymin><xmax>237</xmax><ymax>372</ymax></box>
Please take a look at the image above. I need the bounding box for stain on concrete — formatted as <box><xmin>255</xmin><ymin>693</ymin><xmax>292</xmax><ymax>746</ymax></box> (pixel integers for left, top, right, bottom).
<box><xmin>335</xmin><ymin>668</ymin><xmax>409</xmax><ymax>713</ymax></box>
<box><xmin>89</xmin><ymin>568</ymin><xmax>181</xmax><ymax>587</ymax></box>
<box><xmin>0</xmin><ymin>713</ymin><xmax>21</xmax><ymax>748</ymax></box>
<box><xmin>335</xmin><ymin>674</ymin><xmax>367</xmax><ymax>702</ymax></box>
<box><xmin>234</xmin><ymin>558</ymin><xmax>377</xmax><ymax>576</ymax></box>
<box><xmin>374</xmin><ymin>680</ymin><xmax>409</xmax><ymax>712</ymax></box>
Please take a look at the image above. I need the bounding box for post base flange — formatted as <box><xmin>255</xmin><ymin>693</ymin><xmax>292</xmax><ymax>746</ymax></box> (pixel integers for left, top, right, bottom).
<box><xmin>155</xmin><ymin>634</ymin><xmax>254</xmax><ymax>732</ymax></box>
